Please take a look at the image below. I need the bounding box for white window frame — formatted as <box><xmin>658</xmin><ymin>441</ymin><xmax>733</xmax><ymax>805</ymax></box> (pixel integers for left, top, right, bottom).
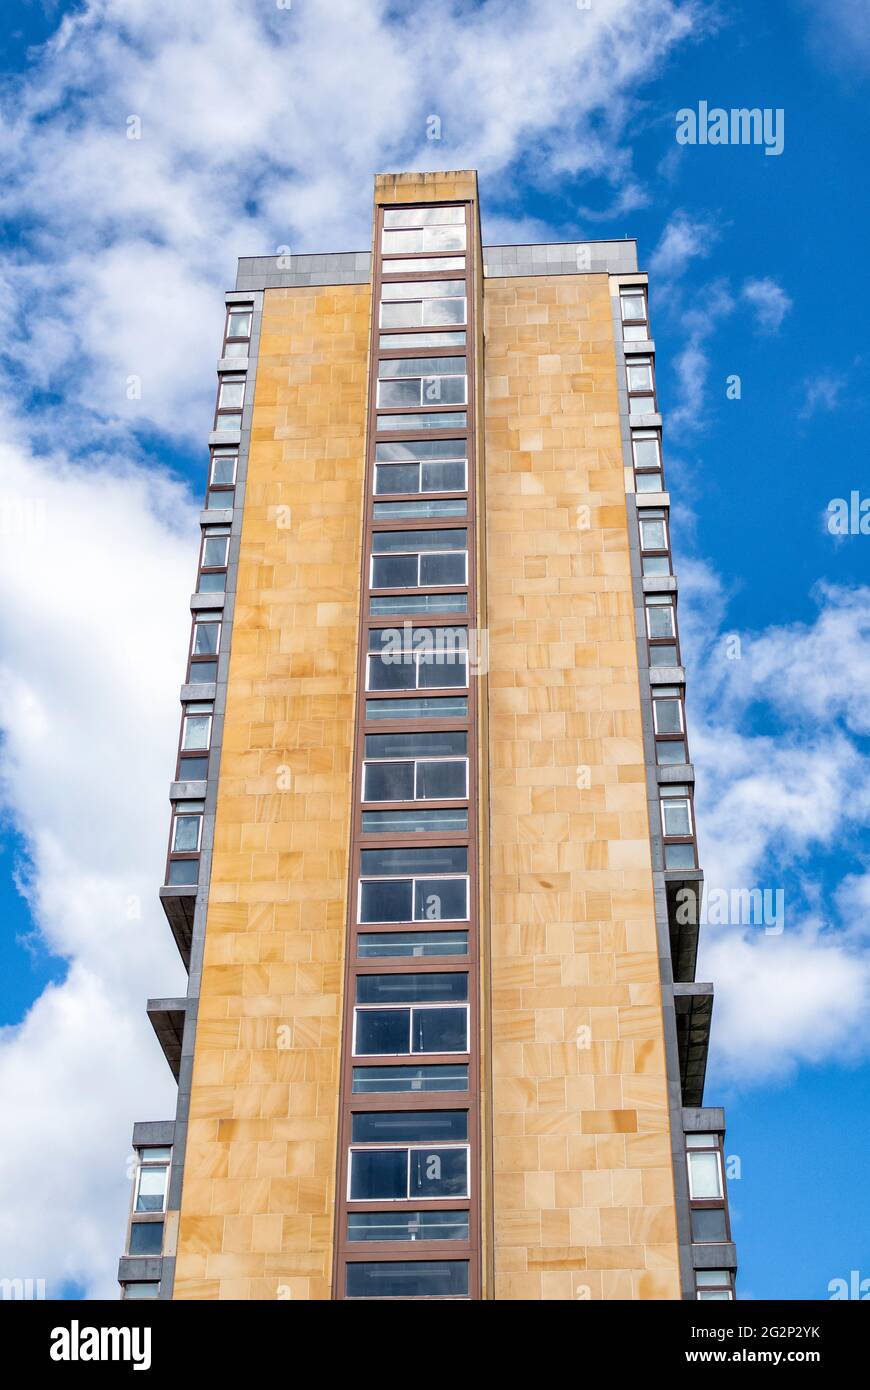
<box><xmin>351</xmin><ymin>1002</ymin><xmax>470</xmax><ymax>1057</ymax></box>
<box><xmin>201</xmin><ymin>534</ymin><xmax>230</xmax><ymax>569</ymax></box>
<box><xmin>652</xmin><ymin>697</ymin><xmax>684</xmax><ymax>736</ymax></box>
<box><xmin>660</xmin><ymin>796</ymin><xmax>693</xmax><ymax>838</ymax></box>
<box><xmin>347</xmin><ymin>1143</ymin><xmax>471</xmax><ymax>1203</ymax></box>
<box><xmin>687</xmin><ymin>1148</ymin><xmax>724</xmax><ymax>1201</ymax></box>
<box><xmin>639</xmin><ymin>517</ymin><xmax>669</xmax><ymax>552</ymax></box>
<box><xmin>626</xmin><ymin>358</ymin><xmax>654</xmax><ymax>393</ymax></box>
<box><xmin>369</xmin><ymin>548</ymin><xmax>468</xmax><ymax>591</ymax></box>
<box><xmin>210</xmin><ymin>452</ymin><xmax>238</xmax><ymax>485</ymax></box>
<box><xmin>620</xmin><ymin>287</ymin><xmax>648</xmax><ymax>322</ymax></box>
<box><xmin>645</xmin><ymin>600</ymin><xmax>676</xmax><ymax>639</ymax></box>
<box><xmin>376</xmin><ymin>374</ymin><xmax>467</xmax><ymax>409</ymax></box>
<box><xmin>374</xmin><ymin>458</ymin><xmax>468</xmax><ymax>496</ymax></box>
<box><xmin>217</xmin><ymin>376</ymin><xmax>246</xmax><ymax>411</ymax></box>
<box><xmin>379</xmin><ymin>298</ymin><xmax>467</xmax><ymax>330</ymax></box>
<box><xmin>365</xmin><ymin>650</ymin><xmax>469</xmax><ymax>693</ymax></box>
<box><xmin>171</xmin><ymin>808</ymin><xmax>203</xmax><ymax>853</ymax></box>
<box><xmin>192</xmin><ymin>617</ymin><xmax>222</xmax><ymax>657</ymax></box>
<box><xmin>225</xmin><ymin>308</ymin><xmax>252</xmax><ymax>340</ymax></box>
<box><xmin>382</xmin><ymin>225</ymin><xmax>467</xmax><ymax>255</ymax></box>
<box><xmin>133</xmin><ymin>1155</ymin><xmax>170</xmax><ymax>1215</ymax></box>
<box><xmin>362</xmin><ymin>757</ymin><xmax>469</xmax><ymax>802</ymax></box>
<box><xmin>181</xmin><ymin>711</ymin><xmax>213</xmax><ymax>752</ymax></box>
<box><xmin>356</xmin><ymin>874</ymin><xmax>470</xmax><ymax>924</ymax></box>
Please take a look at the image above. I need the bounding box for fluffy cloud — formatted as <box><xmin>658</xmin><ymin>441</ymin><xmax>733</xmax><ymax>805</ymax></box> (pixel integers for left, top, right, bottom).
<box><xmin>741</xmin><ymin>276</ymin><xmax>792</xmax><ymax>333</ymax></box>
<box><xmin>678</xmin><ymin>564</ymin><xmax>870</xmax><ymax>1084</ymax></box>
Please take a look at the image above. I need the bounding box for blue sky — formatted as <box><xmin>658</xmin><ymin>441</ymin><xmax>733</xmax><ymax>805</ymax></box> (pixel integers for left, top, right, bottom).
<box><xmin>0</xmin><ymin>0</ymin><xmax>868</xmax><ymax>1300</ymax></box>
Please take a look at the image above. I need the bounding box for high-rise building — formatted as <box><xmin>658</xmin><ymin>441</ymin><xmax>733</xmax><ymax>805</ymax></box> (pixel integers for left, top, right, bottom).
<box><xmin>118</xmin><ymin>170</ymin><xmax>736</xmax><ymax>1302</ymax></box>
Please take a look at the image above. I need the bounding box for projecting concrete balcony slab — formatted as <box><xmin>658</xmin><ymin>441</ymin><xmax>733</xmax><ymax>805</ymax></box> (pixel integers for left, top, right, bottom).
<box><xmin>159</xmin><ymin>887</ymin><xmax>196</xmax><ymax>970</ymax></box>
<box><xmin>665</xmin><ymin>867</ymin><xmax>704</xmax><ymax>982</ymax></box>
<box><xmin>147</xmin><ymin>998</ymin><xmax>187</xmax><ymax>1081</ymax></box>
<box><xmin>674</xmin><ymin>982</ymin><xmax>713</xmax><ymax>1107</ymax></box>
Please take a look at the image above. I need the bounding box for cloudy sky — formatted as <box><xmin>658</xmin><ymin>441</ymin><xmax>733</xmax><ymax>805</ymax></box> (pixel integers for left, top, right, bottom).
<box><xmin>0</xmin><ymin>0</ymin><xmax>868</xmax><ymax>1300</ymax></box>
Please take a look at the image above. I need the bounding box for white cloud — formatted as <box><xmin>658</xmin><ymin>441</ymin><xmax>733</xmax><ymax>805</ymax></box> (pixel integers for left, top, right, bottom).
<box><xmin>800</xmin><ymin>371</ymin><xmax>845</xmax><ymax>419</ymax></box>
<box><xmin>649</xmin><ymin>209</ymin><xmax>718</xmax><ymax>280</ymax></box>
<box><xmin>741</xmin><ymin>276</ymin><xmax>792</xmax><ymax>334</ymax></box>
<box><xmin>679</xmin><ymin>564</ymin><xmax>870</xmax><ymax>1084</ymax></box>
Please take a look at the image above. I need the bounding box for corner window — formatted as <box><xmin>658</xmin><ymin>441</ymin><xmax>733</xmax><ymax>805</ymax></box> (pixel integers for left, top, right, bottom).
<box><xmin>688</xmin><ymin>1149</ymin><xmax>724</xmax><ymax>1200</ymax></box>
<box><xmin>223</xmin><ymin>306</ymin><xmax>252</xmax><ymax>358</ymax></box>
<box><xmin>181</xmin><ymin>706</ymin><xmax>213</xmax><ymax>752</ymax></box>
<box><xmin>171</xmin><ymin>802</ymin><xmax>204</xmax><ymax>853</ymax></box>
<box><xmin>133</xmin><ymin>1148</ymin><xmax>171</xmax><ymax>1213</ymax></box>
<box><xmin>122</xmin><ymin>1282</ymin><xmax>160</xmax><ymax>1300</ymax></box>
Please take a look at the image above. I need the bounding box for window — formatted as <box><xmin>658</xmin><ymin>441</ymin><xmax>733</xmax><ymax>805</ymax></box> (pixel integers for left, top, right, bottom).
<box><xmin>353</xmin><ymin>974</ymin><xmax>469</xmax><ymax>1057</ymax></box>
<box><xmin>380</xmin><ymin>331</ymin><xmax>466</xmax><ymax>351</ymax></box>
<box><xmin>345</xmin><ymin>1260</ymin><xmax>469</xmax><ymax>1299</ymax></box>
<box><xmin>382</xmin><ymin>205</ymin><xmax>467</xmax><ymax>255</ymax></box>
<box><xmin>374</xmin><ymin>440</ymin><xmax>467</xmax><ymax>496</ymax></box>
<box><xmin>660</xmin><ymin>785</ymin><xmax>697</xmax><ymax>869</ymax></box>
<box><xmin>363</xmin><ymin>757</ymin><xmax>467</xmax><ymax>803</ymax></box>
<box><xmin>377</xmin><ymin>357</ymin><xmax>467</xmax><ymax>409</ymax></box>
<box><xmin>215</xmin><ymin>373</ymin><xmax>245</xmax><ymax>428</ymax></box>
<box><xmin>358</xmin><ymin>875</ymin><xmax>469</xmax><ymax>926</ymax></box>
<box><xmin>348</xmin><ymin>1145</ymin><xmax>470</xmax><ymax>1200</ymax></box>
<box><xmin>696</xmin><ymin>1270</ymin><xmax>734</xmax><ymax>1301</ymax></box>
<box><xmin>660</xmin><ymin>791</ymin><xmax>692</xmax><ymax>838</ymax></box>
<box><xmin>382</xmin><ymin>256</ymin><xmax>465</xmax><ymax>275</ymax></box>
<box><xmin>370</xmin><ymin>528</ymin><xmax>467</xmax><ymax>590</ymax></box>
<box><xmin>189</xmin><ymin>613</ymin><xmax>221</xmax><ymax>682</ymax></box>
<box><xmin>181</xmin><ymin>705</ymin><xmax>212</xmax><ymax>753</ymax></box>
<box><xmin>378</xmin><ymin>412</ymin><xmax>467</xmax><ymax>433</ymax></box>
<box><xmin>348</xmin><ymin>1210</ymin><xmax>469</xmax><ymax>1242</ymax></box>
<box><xmin>374</xmin><ymin>501</ymin><xmax>467</xmax><ymax>523</ymax></box>
<box><xmin>365</xmin><ymin>695</ymin><xmax>468</xmax><ymax>721</ymax></box>
<box><xmin>352</xmin><ymin>1063</ymin><xmax>468</xmax><ymax>1094</ymax></box>
<box><xmin>370</xmin><ymin>596</ymin><xmax>467</xmax><ymax>620</ymax></box>
<box><xmin>645</xmin><ymin>595</ymin><xmax>675</xmax><ymax>639</ymax></box>
<box><xmin>223</xmin><ymin>305</ymin><xmax>252</xmax><ymax>357</ymax></box>
<box><xmin>639</xmin><ymin>510</ymin><xmax>671</xmax><ymax>577</ymax></box>
<box><xmin>171</xmin><ymin>801</ymin><xmax>204</xmax><ymax>853</ymax></box>
<box><xmin>207</xmin><ymin>450</ymin><xmax>237</xmax><ymax>510</ymax></box>
<box><xmin>691</xmin><ymin>1207</ymin><xmax>728</xmax><ymax>1243</ymax></box>
<box><xmin>652</xmin><ymin>687</ymin><xmax>687</xmax><ymax>766</ymax></box>
<box><xmin>626</xmin><ymin>355</ymin><xmax>656</xmax><ymax>415</ymax></box>
<box><xmin>380</xmin><ymin>280</ymin><xmax>466</xmax><ymax>329</ymax></box>
<box><xmin>366</xmin><ymin>626</ymin><xmax>468</xmax><ymax>692</ymax></box>
<box><xmin>620</xmin><ymin>286</ymin><xmax>648</xmax><ymax>342</ymax></box>
<box><xmin>362</xmin><ymin>808</ymin><xmax>468</xmax><ymax>834</ymax></box>
<box><xmin>128</xmin><ymin>1221</ymin><xmax>164</xmax><ymax>1256</ymax></box>
<box><xmin>133</xmin><ymin>1148</ymin><xmax>170</xmax><ymax>1213</ymax></box>
<box><xmin>197</xmin><ymin>528</ymin><xmax>230</xmax><ymax>594</ymax></box>
<box><xmin>632</xmin><ymin>430</ymin><xmax>663</xmax><ymax>492</ymax></box>
<box><xmin>122</xmin><ymin>1282</ymin><xmax>160</xmax><ymax>1300</ymax></box>
<box><xmin>688</xmin><ymin>1149</ymin><xmax>724</xmax><ymax>1200</ymax></box>
<box><xmin>358</xmin><ymin>929</ymin><xmax>468</xmax><ymax>958</ymax></box>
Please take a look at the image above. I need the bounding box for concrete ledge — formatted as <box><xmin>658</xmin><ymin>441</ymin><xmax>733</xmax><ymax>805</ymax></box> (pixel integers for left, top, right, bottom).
<box><xmin>170</xmin><ymin>780</ymin><xmax>208</xmax><ymax>801</ymax></box>
<box><xmin>643</xmin><ymin>575</ymin><xmax>677</xmax><ymax>594</ymax></box>
<box><xmin>657</xmin><ymin>763</ymin><xmax>695</xmax><ymax>784</ymax></box>
<box><xmin>132</xmin><ymin>1120</ymin><xmax>175</xmax><ymax>1148</ymax></box>
<box><xmin>683</xmin><ymin>1106</ymin><xmax>725</xmax><ymax>1134</ymax></box>
<box><xmin>692</xmin><ymin>1243</ymin><xmax>738</xmax><ymax>1271</ymax></box>
<box><xmin>118</xmin><ymin>1256</ymin><xmax>164</xmax><ymax>1284</ymax></box>
<box><xmin>200</xmin><ymin>509</ymin><xmax>234</xmax><ymax>525</ymax></box>
<box><xmin>650</xmin><ymin>666</ymin><xmax>686</xmax><ymax>685</ymax></box>
<box><xmin>158</xmin><ymin>887</ymin><xmax>196</xmax><ymax>970</ymax></box>
<box><xmin>636</xmin><ymin>491</ymin><xmax>670</xmax><ymax>508</ymax></box>
<box><xmin>147</xmin><ymin>998</ymin><xmax>187</xmax><ymax>1081</ymax></box>
<box><xmin>217</xmin><ymin>356</ymin><xmax>248</xmax><ymax>372</ymax></box>
<box><xmin>181</xmin><ymin>682</ymin><xmax>216</xmax><ymax>702</ymax></box>
<box><xmin>208</xmin><ymin>429</ymin><xmax>241</xmax><ymax>446</ymax></box>
<box><xmin>190</xmin><ymin>592</ymin><xmax>225</xmax><ymax>611</ymax></box>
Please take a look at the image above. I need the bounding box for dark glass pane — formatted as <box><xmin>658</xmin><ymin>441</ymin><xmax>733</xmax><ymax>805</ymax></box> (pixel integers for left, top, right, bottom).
<box><xmin>414</xmin><ymin>1007</ymin><xmax>468</xmax><ymax>1053</ymax></box>
<box><xmin>345</xmin><ymin>1260</ymin><xmax>469</xmax><ymax>1299</ymax></box>
<box><xmin>188</xmin><ymin>661</ymin><xmax>218</xmax><ymax>683</ymax></box>
<box><xmin>363</xmin><ymin>762</ymin><xmax>414</xmax><ymax>802</ymax></box>
<box><xmin>691</xmin><ymin>1207</ymin><xmax>728</xmax><ymax>1243</ymax></box>
<box><xmin>649</xmin><ymin>645</ymin><xmax>679</xmax><ymax>667</ymax></box>
<box><xmin>192</xmin><ymin>623</ymin><xmax>220</xmax><ymax>656</ymax></box>
<box><xmin>409</xmin><ymin>1149</ymin><xmax>468</xmax><ymax>1198</ymax></box>
<box><xmin>167</xmin><ymin>859</ymin><xmax>198</xmax><ymax>886</ymax></box>
<box><xmin>206</xmin><ymin>489</ymin><xmax>234</xmax><ymax>510</ymax></box>
<box><xmin>348</xmin><ymin>1210</ymin><xmax>469</xmax><ymax>1242</ymax></box>
<box><xmin>128</xmin><ymin>1222</ymin><xmax>164</xmax><ymax>1256</ymax></box>
<box><xmin>197</xmin><ymin>572</ymin><xmax>226</xmax><ymax>593</ymax></box>
<box><xmin>665</xmin><ymin>843</ymin><xmax>696</xmax><ymax>869</ymax></box>
<box><xmin>374</xmin><ymin>463</ymin><xmax>420</xmax><ymax>495</ymax></box>
<box><xmin>414</xmin><ymin>877</ymin><xmax>468</xmax><ymax>921</ymax></box>
<box><xmin>357</xmin><ymin>973</ymin><xmax>468</xmax><ymax>1005</ymax></box>
<box><xmin>178</xmin><ymin>756</ymin><xmax>208</xmax><ymax>780</ymax></box>
<box><xmin>418</xmin><ymin>656</ymin><xmax>467</xmax><ymax>688</ymax></box>
<box><xmin>371</xmin><ymin>554</ymin><xmax>418</xmax><ymax>589</ymax></box>
<box><xmin>416</xmin><ymin>760</ymin><xmax>466</xmax><ymax>799</ymax></box>
<box><xmin>349</xmin><ymin>1149</ymin><xmax>407</xmax><ymax>1200</ymax></box>
<box><xmin>358</xmin><ymin>879</ymin><xmax>413</xmax><ymax>923</ymax></box>
<box><xmin>420</xmin><ymin>552</ymin><xmax>465</xmax><ymax>586</ymax></box>
<box><xmin>352</xmin><ymin>1111</ymin><xmax>468</xmax><ymax>1144</ymax></box>
<box><xmin>656</xmin><ymin>740</ymin><xmax>687</xmax><ymax>765</ymax></box>
<box><xmin>378</xmin><ymin>378</ymin><xmax>421</xmax><ymax>407</ymax></box>
<box><xmin>357</xmin><ymin>931</ymin><xmax>468</xmax><ymax>959</ymax></box>
<box><xmin>368</xmin><ymin>654</ymin><xmax>416</xmax><ymax>691</ymax></box>
<box><xmin>352</xmin><ymin>1064</ymin><xmax>469</xmax><ymax>1094</ymax></box>
<box><xmin>421</xmin><ymin>460</ymin><xmax>466</xmax><ymax>492</ymax></box>
<box><xmin>361</xmin><ymin>846</ymin><xmax>467</xmax><ymax>876</ymax></box>
<box><xmin>354</xmin><ymin>1009</ymin><xmax>410</xmax><ymax>1055</ymax></box>
<box><xmin>366</xmin><ymin>732</ymin><xmax>467</xmax><ymax>759</ymax></box>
